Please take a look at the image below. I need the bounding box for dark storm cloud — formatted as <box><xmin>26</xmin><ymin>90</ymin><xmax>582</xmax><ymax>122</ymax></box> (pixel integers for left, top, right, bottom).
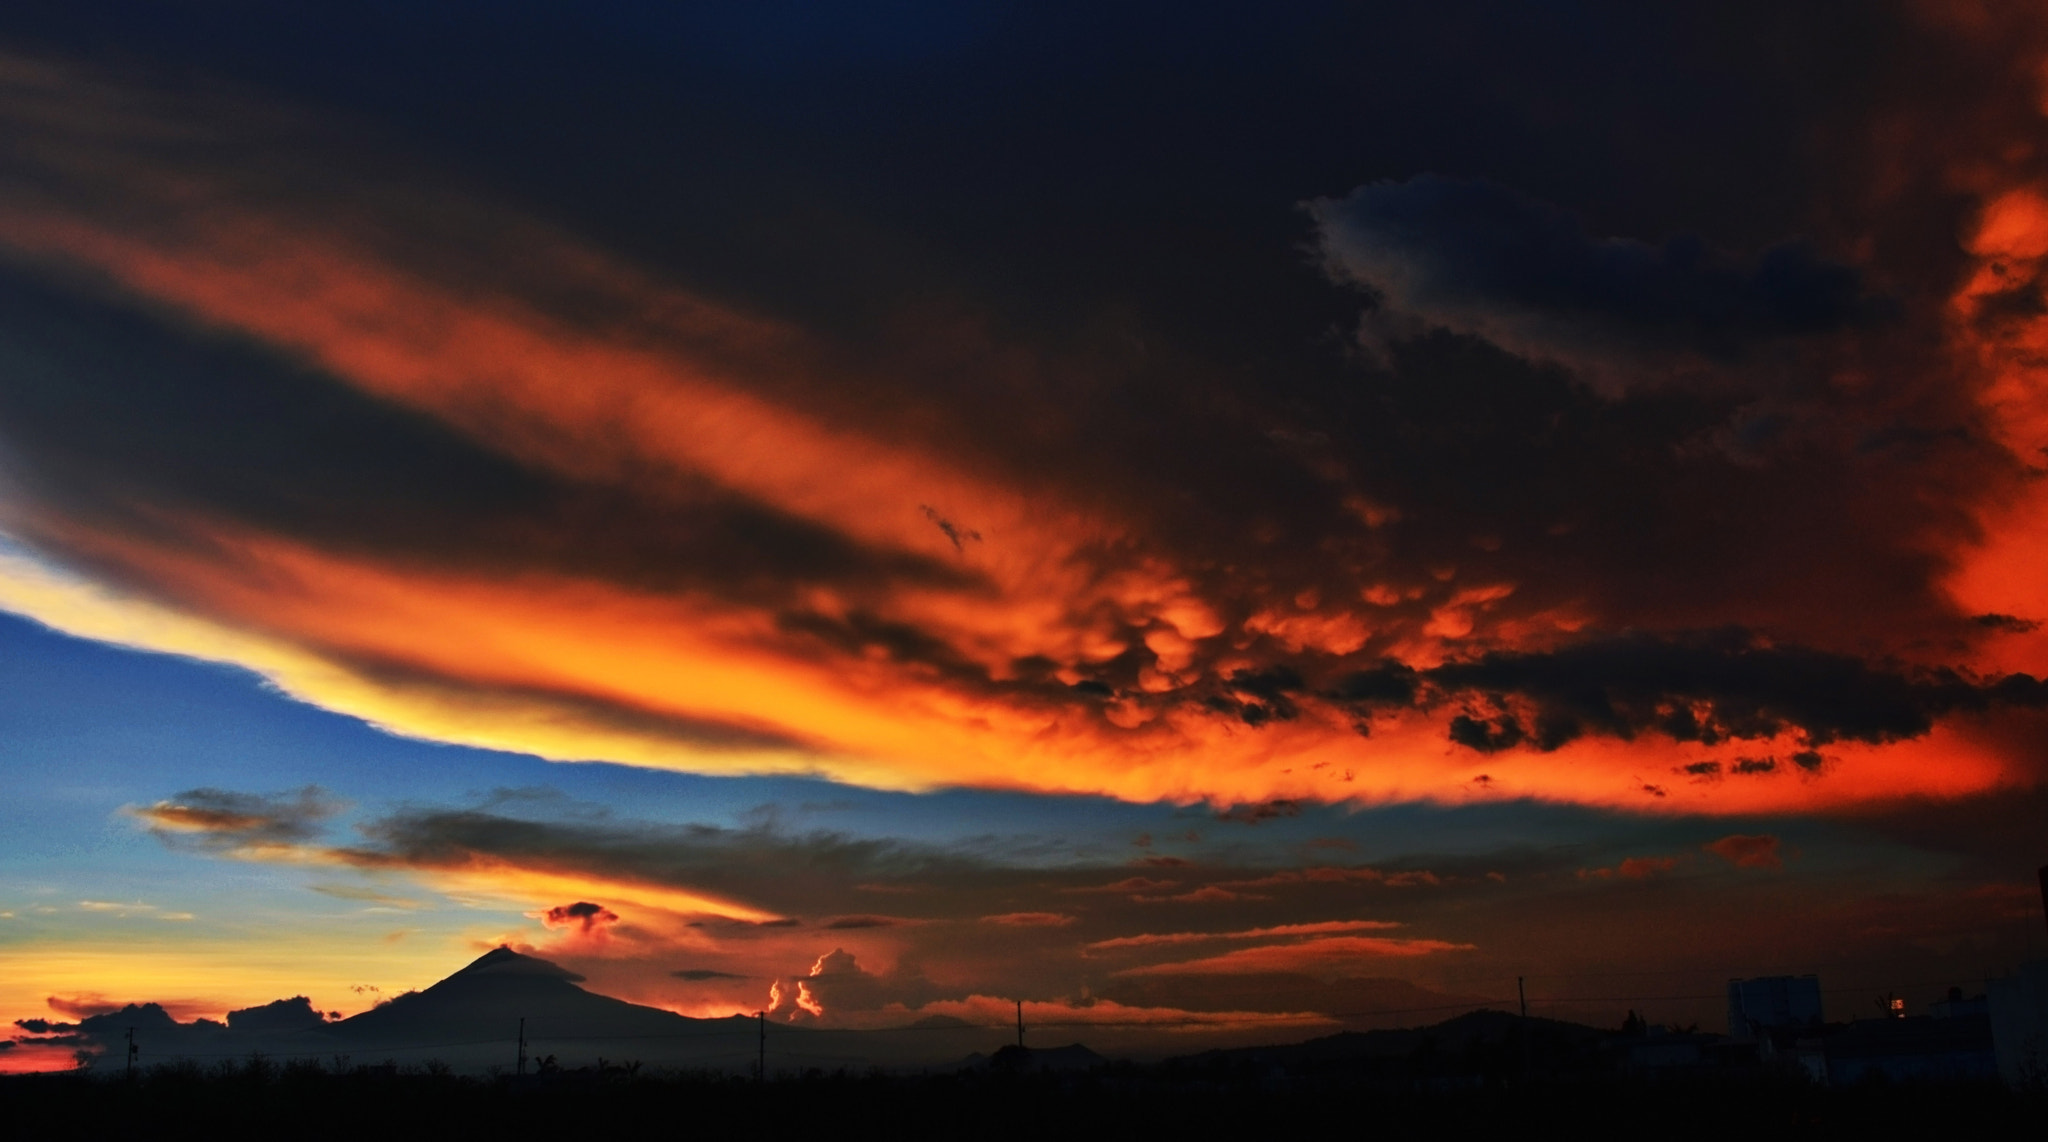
<box><xmin>328</xmin><ymin>804</ymin><xmax>990</xmax><ymax>917</ymax></box>
<box><xmin>0</xmin><ymin>266</ymin><xmax>976</xmax><ymax>614</ymax></box>
<box><xmin>1323</xmin><ymin>631</ymin><xmax>2048</xmax><ymax>754</ymax></box>
<box><xmin>0</xmin><ymin>0</ymin><xmax>2038</xmax><ymax>811</ymax></box>
<box><xmin>224</xmin><ymin>996</ymin><xmax>325</xmax><ymax>1033</ymax></box>
<box><xmin>542</xmin><ymin>902</ymin><xmax>620</xmax><ymax>933</ymax></box>
<box><xmin>823</xmin><ymin>915</ymin><xmax>897</xmax><ymax>930</ymax></box>
<box><xmin>1311</xmin><ymin>175</ymin><xmax>1883</xmax><ymax>379</ymax></box>
<box><xmin>325</xmin><ymin>654</ymin><xmax>818</xmax><ymax>755</ymax></box>
<box><xmin>1214</xmin><ymin>800</ymin><xmax>1302</xmax><ymax>826</ymax></box>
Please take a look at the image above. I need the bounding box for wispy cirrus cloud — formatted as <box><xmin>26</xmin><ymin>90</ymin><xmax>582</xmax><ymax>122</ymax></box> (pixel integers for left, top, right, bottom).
<box><xmin>1114</xmin><ymin>935</ymin><xmax>1474</xmax><ymax>977</ymax></box>
<box><xmin>1085</xmin><ymin>919</ymin><xmax>1401</xmax><ymax>954</ymax></box>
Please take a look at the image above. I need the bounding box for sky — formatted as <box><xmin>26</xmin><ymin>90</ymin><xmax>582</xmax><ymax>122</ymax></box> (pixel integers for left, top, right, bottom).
<box><xmin>4</xmin><ymin>0</ymin><xmax>2048</xmax><ymax>1069</ymax></box>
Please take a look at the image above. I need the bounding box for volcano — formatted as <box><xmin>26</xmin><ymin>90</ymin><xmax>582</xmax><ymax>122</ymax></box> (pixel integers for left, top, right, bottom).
<box><xmin>334</xmin><ymin>947</ymin><xmax>746</xmax><ymax>1046</ymax></box>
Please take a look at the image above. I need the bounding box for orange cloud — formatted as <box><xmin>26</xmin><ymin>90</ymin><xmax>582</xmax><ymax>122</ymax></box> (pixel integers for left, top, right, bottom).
<box><xmin>0</xmin><ymin>51</ymin><xmax>2036</xmax><ymax>817</ymax></box>
<box><xmin>1579</xmin><ymin>856</ymin><xmax>1680</xmax><ymax>881</ymax></box>
<box><xmin>1114</xmin><ymin>935</ymin><xmax>1473</xmax><ymax>976</ymax></box>
<box><xmin>979</xmin><ymin>912</ymin><xmax>1076</xmax><ymax>928</ymax></box>
<box><xmin>1704</xmin><ymin>834</ymin><xmax>1783</xmax><ymax>870</ymax></box>
<box><xmin>537</xmin><ymin>902</ymin><xmax>619</xmax><ymax>935</ymax></box>
<box><xmin>1085</xmin><ymin>919</ymin><xmax>1402</xmax><ymax>954</ymax></box>
<box><xmin>1063</xmin><ymin>877</ymin><xmax>1180</xmax><ymax>895</ymax></box>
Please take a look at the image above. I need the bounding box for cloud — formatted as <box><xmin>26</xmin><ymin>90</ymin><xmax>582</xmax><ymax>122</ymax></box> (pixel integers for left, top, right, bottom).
<box><xmin>539</xmin><ymin>901</ymin><xmax>620</xmax><ymax>934</ymax></box>
<box><xmin>1705</xmin><ymin>834</ymin><xmax>1783</xmax><ymax>870</ymax></box>
<box><xmin>307</xmin><ymin>883</ymin><xmax>423</xmax><ymax>909</ymax></box>
<box><xmin>1211</xmin><ymin>866</ymin><xmax>1436</xmax><ymax>891</ymax></box>
<box><xmin>0</xmin><ymin>53</ymin><xmax>2019</xmax><ymax>822</ymax></box>
<box><xmin>1115</xmin><ymin>935</ymin><xmax>1473</xmax><ymax>977</ymax></box>
<box><xmin>1086</xmin><ymin>919</ymin><xmax>1401</xmax><ymax>954</ymax></box>
<box><xmin>314</xmin><ymin>804</ymin><xmax>945</xmax><ymax>923</ymax></box>
<box><xmin>1063</xmin><ymin>877</ymin><xmax>1179</xmax><ymax>895</ymax></box>
<box><xmin>1309</xmin><ymin>174</ymin><xmax>1882</xmax><ymax>388</ymax></box>
<box><xmin>1</xmin><ymin>28</ymin><xmax>2046</xmax><ymax>851</ymax></box>
<box><xmin>979</xmin><ymin>912</ymin><xmax>1075</xmax><ymax>928</ymax></box>
<box><xmin>224</xmin><ymin>996</ymin><xmax>324</xmax><ymax>1033</ymax></box>
<box><xmin>671</xmin><ymin>969</ymin><xmax>749</xmax><ymax>982</ymax></box>
<box><xmin>1213</xmin><ymin>799</ymin><xmax>1301</xmax><ymax>825</ymax></box>
<box><xmin>130</xmin><ymin>787</ymin><xmax>344</xmax><ymax>852</ymax></box>
<box><xmin>766</xmin><ymin>948</ymin><xmax>902</xmax><ymax>1024</ymax></box>
<box><xmin>1135</xmin><ymin>885</ymin><xmax>1264</xmax><ymax>904</ymax></box>
<box><xmin>1393</xmin><ymin>631</ymin><xmax>2048</xmax><ymax>754</ymax></box>
<box><xmin>1579</xmin><ymin>856</ymin><xmax>1680</xmax><ymax>881</ymax></box>
<box><xmin>41</xmin><ymin>998</ymin><xmax>199</xmax><ymax>1029</ymax></box>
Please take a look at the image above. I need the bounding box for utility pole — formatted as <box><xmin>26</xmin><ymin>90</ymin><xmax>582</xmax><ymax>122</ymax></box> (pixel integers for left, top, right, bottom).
<box><xmin>1517</xmin><ymin>976</ymin><xmax>1531</xmax><ymax>1080</ymax></box>
<box><xmin>1015</xmin><ymin>1000</ymin><xmax>1024</xmax><ymax>1050</ymax></box>
<box><xmin>125</xmin><ymin>1027</ymin><xmax>137</xmax><ymax>1079</ymax></box>
<box><xmin>516</xmin><ymin>1017</ymin><xmax>526</xmax><ymax>1077</ymax></box>
<box><xmin>756</xmin><ymin>1010</ymin><xmax>766</xmax><ymax>1082</ymax></box>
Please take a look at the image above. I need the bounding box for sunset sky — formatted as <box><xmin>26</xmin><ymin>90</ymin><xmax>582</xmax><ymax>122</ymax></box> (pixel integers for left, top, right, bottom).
<box><xmin>5</xmin><ymin>1</ymin><xmax>2048</xmax><ymax>1070</ymax></box>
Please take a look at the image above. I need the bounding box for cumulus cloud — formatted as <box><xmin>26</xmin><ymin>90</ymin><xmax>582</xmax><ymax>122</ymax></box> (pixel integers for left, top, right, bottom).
<box><xmin>766</xmin><ymin>948</ymin><xmax>901</xmax><ymax>1024</ymax></box>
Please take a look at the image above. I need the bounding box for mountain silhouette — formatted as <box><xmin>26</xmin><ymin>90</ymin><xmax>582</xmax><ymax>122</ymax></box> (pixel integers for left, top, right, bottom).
<box><xmin>333</xmin><ymin>947</ymin><xmax>747</xmax><ymax>1045</ymax></box>
<box><xmin>975</xmin><ymin>1043</ymin><xmax>1106</xmax><ymax>1072</ymax></box>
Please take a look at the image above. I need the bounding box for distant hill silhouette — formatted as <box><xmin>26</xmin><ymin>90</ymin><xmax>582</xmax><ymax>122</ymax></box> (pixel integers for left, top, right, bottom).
<box><xmin>1172</xmin><ymin>1008</ymin><xmax>1605</xmax><ymax>1069</ymax></box>
<box><xmin>1099</xmin><ymin>973</ymin><xmax>1495</xmax><ymax>1030</ymax></box>
<box><xmin>227</xmin><ymin>996</ymin><xmax>325</xmax><ymax>1034</ymax></box>
<box><xmin>974</xmin><ymin>1043</ymin><xmax>1105</xmax><ymax>1072</ymax></box>
<box><xmin>18</xmin><ymin>949</ymin><xmax>1581</xmax><ymax>1078</ymax></box>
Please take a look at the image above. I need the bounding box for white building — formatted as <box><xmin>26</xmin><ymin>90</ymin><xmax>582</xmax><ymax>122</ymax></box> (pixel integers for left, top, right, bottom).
<box><xmin>1726</xmin><ymin>975</ymin><xmax>1823</xmax><ymax>1040</ymax></box>
<box><xmin>1988</xmin><ymin>960</ymin><xmax>2048</xmax><ymax>1089</ymax></box>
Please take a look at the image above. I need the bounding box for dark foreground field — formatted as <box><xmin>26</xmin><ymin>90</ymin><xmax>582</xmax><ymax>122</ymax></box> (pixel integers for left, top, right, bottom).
<box><xmin>2</xmin><ymin>1061</ymin><xmax>2041</xmax><ymax>1141</ymax></box>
